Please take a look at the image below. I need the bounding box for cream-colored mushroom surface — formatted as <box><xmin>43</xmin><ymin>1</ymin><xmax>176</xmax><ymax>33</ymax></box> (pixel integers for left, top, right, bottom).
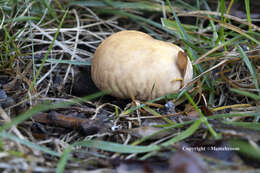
<box><xmin>91</xmin><ymin>30</ymin><xmax>193</xmax><ymax>100</ymax></box>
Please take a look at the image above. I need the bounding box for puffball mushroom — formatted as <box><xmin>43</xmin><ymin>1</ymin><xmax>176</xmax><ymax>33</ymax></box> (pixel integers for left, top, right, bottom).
<box><xmin>91</xmin><ymin>30</ymin><xmax>193</xmax><ymax>100</ymax></box>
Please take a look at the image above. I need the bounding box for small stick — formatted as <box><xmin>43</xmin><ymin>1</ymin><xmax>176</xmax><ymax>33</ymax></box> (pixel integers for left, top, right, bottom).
<box><xmin>32</xmin><ymin>112</ymin><xmax>108</xmax><ymax>135</ymax></box>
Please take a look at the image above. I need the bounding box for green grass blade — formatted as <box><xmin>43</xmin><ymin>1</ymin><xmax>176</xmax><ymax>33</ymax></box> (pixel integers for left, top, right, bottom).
<box><xmin>201</xmin><ymin>0</ymin><xmax>218</xmax><ymax>41</ymax></box>
<box><xmin>237</xmin><ymin>44</ymin><xmax>259</xmax><ymax>93</ymax></box>
<box><xmin>46</xmin><ymin>59</ymin><xmax>91</xmax><ymax>65</ymax></box>
<box><xmin>218</xmin><ymin>0</ymin><xmax>226</xmax><ymax>46</ymax></box>
<box><xmin>165</xmin><ymin>0</ymin><xmax>197</xmax><ymax>60</ymax></box>
<box><xmin>73</xmin><ymin>140</ymin><xmax>160</xmax><ymax>153</ymax></box>
<box><xmin>2</xmin><ymin>26</ymin><xmax>22</xmax><ymax>57</ymax></box>
<box><xmin>230</xmin><ymin>88</ymin><xmax>260</xmax><ymax>100</ymax></box>
<box><xmin>222</xmin><ymin>121</ymin><xmax>260</xmax><ymax>131</ymax></box>
<box><xmin>161</xmin><ymin>120</ymin><xmax>201</xmax><ymax>147</ymax></box>
<box><xmin>185</xmin><ymin>91</ymin><xmax>219</xmax><ymax>138</ymax></box>
<box><xmin>132</xmin><ymin>120</ymin><xmax>193</xmax><ymax>145</ymax></box>
<box><xmin>208</xmin><ymin>112</ymin><xmax>260</xmax><ymax>120</ymax></box>
<box><xmin>175</xmin><ymin>0</ymin><xmax>197</xmax><ymax>10</ymax></box>
<box><xmin>165</xmin><ymin>0</ymin><xmax>187</xmax><ymax>40</ymax></box>
<box><xmin>6</xmin><ymin>16</ymin><xmax>39</xmax><ymax>22</ymax></box>
<box><xmin>166</xmin><ymin>0</ymin><xmax>207</xmax><ymax>65</ymax></box>
<box><xmin>69</xmin><ymin>1</ymin><xmax>168</xmax><ymax>13</ymax></box>
<box><xmin>39</xmin><ymin>0</ymin><xmax>59</xmax><ymax>23</ymax></box>
<box><xmin>33</xmin><ymin>9</ymin><xmax>68</xmax><ymax>86</ymax></box>
<box><xmin>143</xmin><ymin>106</ymin><xmax>175</xmax><ymax>125</ymax></box>
<box><xmin>56</xmin><ymin>145</ymin><xmax>73</xmax><ymax>173</ymax></box>
<box><xmin>245</xmin><ymin>0</ymin><xmax>252</xmax><ymax>32</ymax></box>
<box><xmin>161</xmin><ymin>18</ymin><xmax>198</xmax><ymax>33</ymax></box>
<box><xmin>95</xmin><ymin>9</ymin><xmax>177</xmax><ymax>37</ymax></box>
<box><xmin>229</xmin><ymin>139</ymin><xmax>260</xmax><ymax>161</ymax></box>
<box><xmin>0</xmin><ymin>131</ymin><xmax>60</xmax><ymax>156</ymax></box>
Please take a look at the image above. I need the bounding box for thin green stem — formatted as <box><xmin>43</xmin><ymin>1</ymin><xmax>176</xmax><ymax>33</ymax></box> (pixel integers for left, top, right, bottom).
<box><xmin>184</xmin><ymin>91</ymin><xmax>220</xmax><ymax>139</ymax></box>
<box><xmin>33</xmin><ymin>9</ymin><xmax>69</xmax><ymax>87</ymax></box>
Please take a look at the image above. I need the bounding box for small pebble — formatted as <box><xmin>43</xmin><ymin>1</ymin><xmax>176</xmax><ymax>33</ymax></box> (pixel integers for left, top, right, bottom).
<box><xmin>165</xmin><ymin>101</ymin><xmax>176</xmax><ymax>114</ymax></box>
<box><xmin>0</xmin><ymin>89</ymin><xmax>7</xmax><ymax>100</ymax></box>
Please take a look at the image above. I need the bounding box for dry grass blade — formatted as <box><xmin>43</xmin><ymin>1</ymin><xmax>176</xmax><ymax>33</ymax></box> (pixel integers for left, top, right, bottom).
<box><xmin>177</xmin><ymin>14</ymin><xmax>260</xmax><ymax>44</ymax></box>
<box><xmin>62</xmin><ymin>9</ymin><xmax>81</xmax><ymax>86</ymax></box>
<box><xmin>194</xmin><ymin>36</ymin><xmax>241</xmax><ymax>64</ymax></box>
<box><xmin>178</xmin><ymin>10</ymin><xmax>260</xmax><ymax>32</ymax></box>
<box><xmin>31</xmin><ymin>23</ymin><xmax>83</xmax><ymax>61</ymax></box>
<box><xmin>189</xmin><ymin>59</ymin><xmax>228</xmax><ymax>85</ymax></box>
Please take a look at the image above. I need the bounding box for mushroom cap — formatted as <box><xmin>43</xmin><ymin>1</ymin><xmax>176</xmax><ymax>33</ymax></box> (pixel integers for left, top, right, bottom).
<box><xmin>91</xmin><ymin>30</ymin><xmax>193</xmax><ymax>100</ymax></box>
